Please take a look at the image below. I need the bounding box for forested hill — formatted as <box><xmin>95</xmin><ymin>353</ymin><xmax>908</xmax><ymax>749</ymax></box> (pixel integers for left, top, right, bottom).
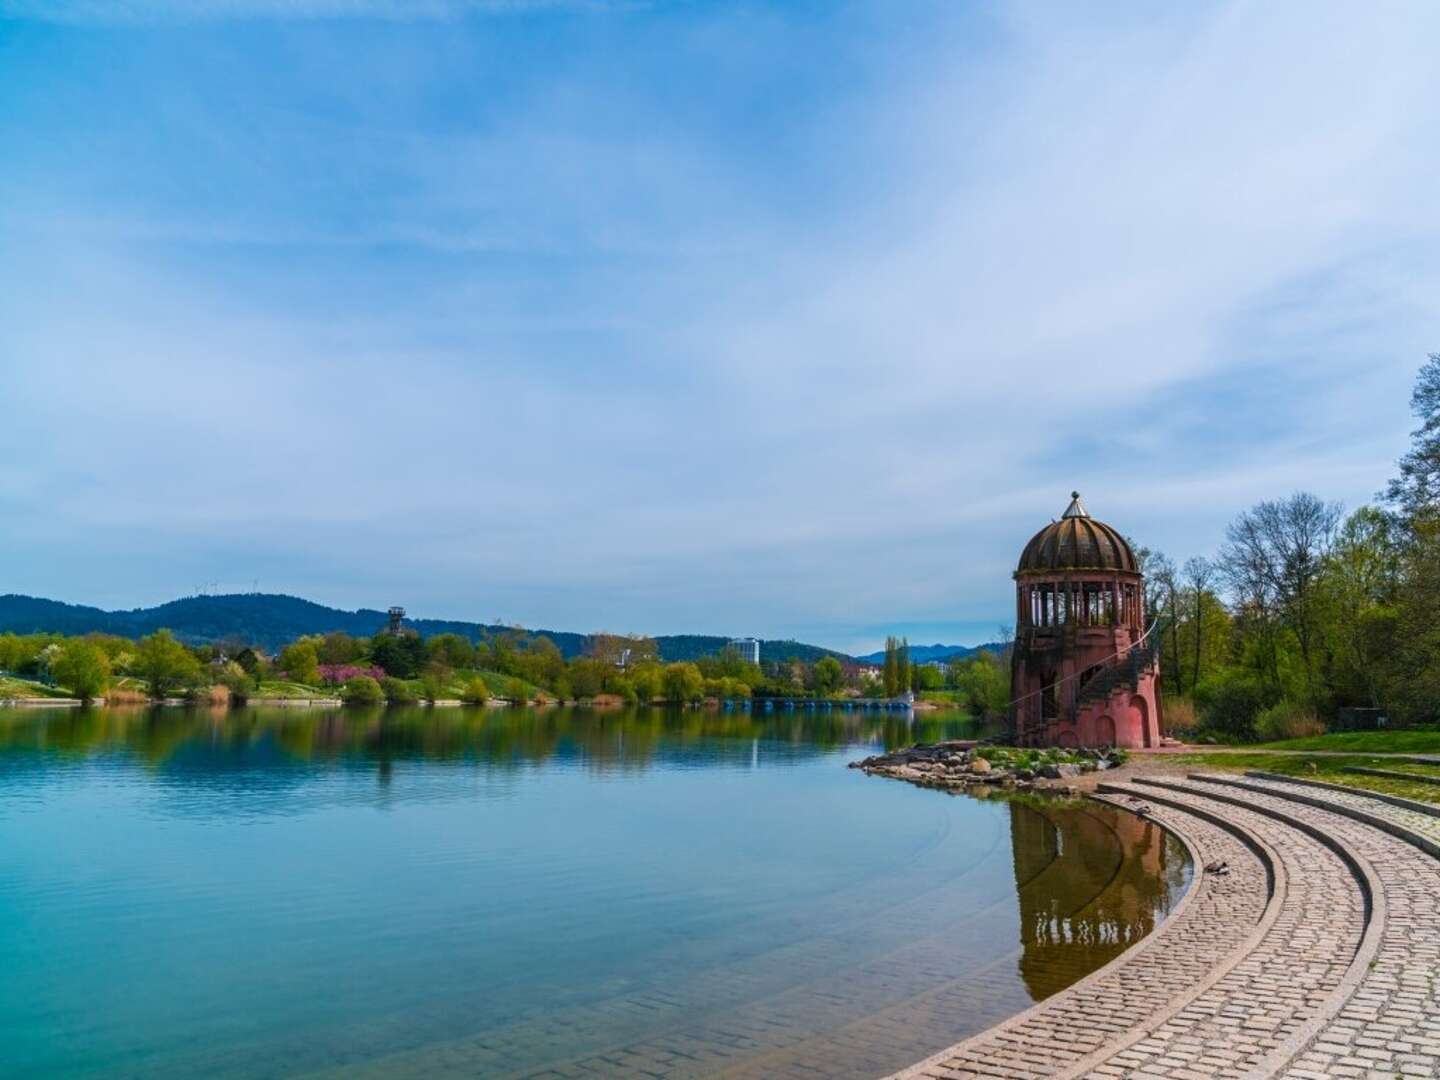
<box><xmin>854</xmin><ymin>642</ymin><xmax>1008</xmax><ymax>665</ymax></box>
<box><xmin>0</xmin><ymin>593</ymin><xmax>851</xmax><ymax>663</ymax></box>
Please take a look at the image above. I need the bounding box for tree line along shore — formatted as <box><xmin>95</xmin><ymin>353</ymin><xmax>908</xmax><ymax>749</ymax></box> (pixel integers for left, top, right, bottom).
<box><xmin>0</xmin><ymin>625</ymin><xmax>1012</xmax><ymax>714</ymax></box>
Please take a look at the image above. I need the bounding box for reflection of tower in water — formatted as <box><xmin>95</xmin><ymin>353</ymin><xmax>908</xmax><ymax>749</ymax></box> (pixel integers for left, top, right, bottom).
<box><xmin>1008</xmin><ymin>799</ymin><xmax>1187</xmax><ymax>1001</ymax></box>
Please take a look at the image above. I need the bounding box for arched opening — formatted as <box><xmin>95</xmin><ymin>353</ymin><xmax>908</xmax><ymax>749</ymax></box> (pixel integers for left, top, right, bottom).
<box><xmin>1130</xmin><ymin>694</ymin><xmax>1151</xmax><ymax>748</ymax></box>
<box><xmin>1056</xmin><ymin>728</ymin><xmax>1079</xmax><ymax>749</ymax></box>
<box><xmin>1095</xmin><ymin>715</ymin><xmax>1116</xmax><ymax>747</ymax></box>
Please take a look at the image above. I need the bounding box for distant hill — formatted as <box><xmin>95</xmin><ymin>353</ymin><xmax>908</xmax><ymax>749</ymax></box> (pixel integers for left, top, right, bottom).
<box><xmin>0</xmin><ymin>593</ymin><xmax>852</xmax><ymax>663</ymax></box>
<box><xmin>854</xmin><ymin>641</ymin><xmax>1008</xmax><ymax>665</ymax></box>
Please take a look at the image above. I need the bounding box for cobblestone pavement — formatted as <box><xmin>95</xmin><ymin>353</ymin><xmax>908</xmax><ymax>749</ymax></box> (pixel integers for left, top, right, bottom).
<box><xmin>1184</xmin><ymin>774</ymin><xmax>1440</xmax><ymax>1079</ymax></box>
<box><xmin>890</xmin><ymin>767</ymin><xmax>1440</xmax><ymax>1080</ymax></box>
<box><xmin>892</xmin><ymin>796</ymin><xmax>1275</xmax><ymax>1079</ymax></box>
<box><xmin>1085</xmin><ymin>781</ymin><xmax>1367</xmax><ymax>1078</ymax></box>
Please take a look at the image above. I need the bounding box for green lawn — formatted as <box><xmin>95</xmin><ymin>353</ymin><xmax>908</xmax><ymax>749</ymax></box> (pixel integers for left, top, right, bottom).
<box><xmin>461</xmin><ymin>670</ymin><xmax>548</xmax><ymax>702</ymax></box>
<box><xmin>1169</xmin><ymin>751</ymin><xmax>1440</xmax><ymax>805</ymax></box>
<box><xmin>254</xmin><ymin>681</ymin><xmax>332</xmax><ymax>700</ymax></box>
<box><xmin>1248</xmin><ymin>728</ymin><xmax>1440</xmax><ymax>753</ymax></box>
<box><xmin>0</xmin><ymin>676</ymin><xmax>73</xmax><ymax>700</ymax></box>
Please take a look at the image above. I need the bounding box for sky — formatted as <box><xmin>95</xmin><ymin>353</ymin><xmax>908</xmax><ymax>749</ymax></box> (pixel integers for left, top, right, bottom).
<box><xmin>2</xmin><ymin>1</ymin><xmax>1439</xmax><ymax>655</ymax></box>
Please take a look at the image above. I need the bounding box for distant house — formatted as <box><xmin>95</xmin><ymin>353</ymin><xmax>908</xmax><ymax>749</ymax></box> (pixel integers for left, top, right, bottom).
<box><xmin>727</xmin><ymin>638</ymin><xmax>761</xmax><ymax>664</ymax></box>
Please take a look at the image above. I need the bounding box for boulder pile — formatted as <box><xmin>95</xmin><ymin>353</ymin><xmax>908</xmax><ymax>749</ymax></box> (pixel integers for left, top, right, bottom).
<box><xmin>848</xmin><ymin>741</ymin><xmax>1126</xmax><ymax>794</ymax></box>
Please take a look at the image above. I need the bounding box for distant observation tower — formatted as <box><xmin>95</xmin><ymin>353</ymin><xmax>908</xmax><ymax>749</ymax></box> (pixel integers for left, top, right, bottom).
<box><xmin>1010</xmin><ymin>493</ymin><xmax>1162</xmax><ymax>749</ymax></box>
<box><xmin>386</xmin><ymin>606</ymin><xmax>407</xmax><ymax>636</ymax></box>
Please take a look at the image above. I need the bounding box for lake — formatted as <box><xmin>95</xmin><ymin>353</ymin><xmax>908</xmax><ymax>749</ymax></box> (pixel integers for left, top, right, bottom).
<box><xmin>0</xmin><ymin>704</ymin><xmax>1189</xmax><ymax>1079</ymax></box>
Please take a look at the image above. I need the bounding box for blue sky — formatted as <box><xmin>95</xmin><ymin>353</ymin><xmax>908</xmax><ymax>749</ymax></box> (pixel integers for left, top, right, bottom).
<box><xmin>2</xmin><ymin>1</ymin><xmax>1438</xmax><ymax>654</ymax></box>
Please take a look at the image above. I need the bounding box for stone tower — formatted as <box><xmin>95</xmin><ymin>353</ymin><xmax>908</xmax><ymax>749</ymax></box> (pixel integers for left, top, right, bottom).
<box><xmin>1010</xmin><ymin>493</ymin><xmax>1162</xmax><ymax>749</ymax></box>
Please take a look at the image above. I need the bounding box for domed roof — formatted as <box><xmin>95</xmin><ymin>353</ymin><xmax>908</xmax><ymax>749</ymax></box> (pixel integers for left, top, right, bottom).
<box><xmin>1017</xmin><ymin>493</ymin><xmax>1139</xmax><ymax>575</ymax></box>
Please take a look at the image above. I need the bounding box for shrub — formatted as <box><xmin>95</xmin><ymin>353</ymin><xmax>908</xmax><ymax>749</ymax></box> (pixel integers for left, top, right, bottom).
<box><xmin>1193</xmin><ymin>668</ymin><xmax>1275</xmax><ymax>741</ymax></box>
<box><xmin>317</xmin><ymin>663</ymin><xmax>384</xmax><ymax>686</ymax></box>
<box><xmin>419</xmin><ymin>664</ymin><xmax>452</xmax><ymax>703</ymax></box>
<box><xmin>460</xmin><ymin>677</ymin><xmax>490</xmax><ymax>705</ymax></box>
<box><xmin>341</xmin><ymin>675</ymin><xmax>384</xmax><ymax>705</ymax></box>
<box><xmin>1254</xmin><ymin>701</ymin><xmax>1326</xmax><ymax>742</ymax></box>
<box><xmin>380</xmin><ymin>676</ymin><xmax>419</xmax><ymax>704</ymax></box>
<box><xmin>1163</xmin><ymin>697</ymin><xmax>1200</xmax><ymax>739</ymax></box>
<box><xmin>191</xmin><ymin>684</ymin><xmax>230</xmax><ymax>706</ymax></box>
<box><xmin>216</xmin><ymin>661</ymin><xmax>256</xmax><ymax>703</ymax></box>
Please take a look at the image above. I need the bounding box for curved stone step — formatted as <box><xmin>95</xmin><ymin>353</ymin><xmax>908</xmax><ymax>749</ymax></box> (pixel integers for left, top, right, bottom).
<box><xmin>1094</xmin><ymin>779</ymin><xmax>1373</xmax><ymax>1078</ymax></box>
<box><xmin>1228</xmin><ymin>771</ymin><xmax>1440</xmax><ymax>860</ymax></box>
<box><xmin>890</xmin><ymin>791</ymin><xmax>1276</xmax><ymax>1079</ymax></box>
<box><xmin>1182</xmin><ymin>772</ymin><xmax>1440</xmax><ymax>1077</ymax></box>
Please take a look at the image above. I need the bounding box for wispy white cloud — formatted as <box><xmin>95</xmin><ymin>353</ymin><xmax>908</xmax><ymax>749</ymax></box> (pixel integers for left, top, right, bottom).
<box><xmin>2</xmin><ymin>2</ymin><xmax>1438</xmax><ymax>649</ymax></box>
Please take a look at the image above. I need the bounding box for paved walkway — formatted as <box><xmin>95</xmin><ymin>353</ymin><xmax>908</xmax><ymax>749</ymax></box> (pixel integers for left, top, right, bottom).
<box><xmin>891</xmin><ymin>770</ymin><xmax>1440</xmax><ymax>1079</ymax></box>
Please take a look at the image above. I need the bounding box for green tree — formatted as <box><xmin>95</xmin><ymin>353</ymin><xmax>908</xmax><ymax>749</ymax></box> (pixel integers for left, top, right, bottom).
<box><xmin>953</xmin><ymin>651</ymin><xmax>1009</xmax><ymax>717</ymax></box>
<box><xmin>136</xmin><ymin>629</ymin><xmax>203</xmax><ymax>700</ymax></box>
<box><xmin>515</xmin><ymin>636</ymin><xmax>566</xmax><ymax>690</ymax></box>
<box><xmin>459</xmin><ymin>676</ymin><xmax>490</xmax><ymax>705</ymax></box>
<box><xmin>631</xmin><ymin>662</ymin><xmax>663</xmax><ymax>704</ymax></box>
<box><xmin>662</xmin><ymin>662</ymin><xmax>704</xmax><ymax>704</ymax></box>
<box><xmin>426</xmin><ymin>633</ymin><xmax>476</xmax><ymax>669</ymax></box>
<box><xmin>318</xmin><ymin>632</ymin><xmax>363</xmax><ymax>664</ymax></box>
<box><xmin>813</xmin><ymin>656</ymin><xmax>843</xmax><ymax>695</ymax></box>
<box><xmin>911</xmin><ymin>663</ymin><xmax>944</xmax><ymax>692</ymax></box>
<box><xmin>371</xmin><ymin>633</ymin><xmax>426</xmax><ymax>678</ymax></box>
<box><xmin>52</xmin><ymin>639</ymin><xmax>111</xmax><ymax>701</ymax></box>
<box><xmin>567</xmin><ymin>658</ymin><xmax>607</xmax><ymax>700</ymax></box>
<box><xmin>278</xmin><ymin>640</ymin><xmax>320</xmax><ymax>685</ymax></box>
<box><xmin>882</xmin><ymin>636</ymin><xmax>898</xmax><ymax>696</ymax></box>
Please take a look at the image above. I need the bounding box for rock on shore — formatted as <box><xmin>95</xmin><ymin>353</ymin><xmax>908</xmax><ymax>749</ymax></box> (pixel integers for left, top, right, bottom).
<box><xmin>848</xmin><ymin>741</ymin><xmax>1126</xmax><ymax>795</ymax></box>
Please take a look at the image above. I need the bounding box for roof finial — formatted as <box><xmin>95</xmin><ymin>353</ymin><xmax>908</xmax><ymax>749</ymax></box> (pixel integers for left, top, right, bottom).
<box><xmin>1062</xmin><ymin>492</ymin><xmax>1089</xmax><ymax>519</ymax></box>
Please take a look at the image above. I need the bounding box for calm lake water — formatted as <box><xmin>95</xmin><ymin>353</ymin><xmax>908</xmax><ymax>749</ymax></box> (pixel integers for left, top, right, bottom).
<box><xmin>0</xmin><ymin>705</ymin><xmax>1189</xmax><ymax>1079</ymax></box>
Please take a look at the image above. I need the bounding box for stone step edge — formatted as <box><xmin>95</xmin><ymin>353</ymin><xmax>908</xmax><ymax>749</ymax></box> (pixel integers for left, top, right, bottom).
<box><xmin>886</xmin><ymin>788</ymin><xmax>1280</xmax><ymax>1080</ymax></box>
<box><xmin>1342</xmin><ymin>765</ymin><xmax>1440</xmax><ymax>787</ymax></box>
<box><xmin>1243</xmin><ymin>769</ymin><xmax>1440</xmax><ymax>821</ymax></box>
<box><xmin>1133</xmin><ymin>776</ymin><xmax>1387</xmax><ymax>1080</ymax></box>
<box><xmin>1211</xmin><ymin>772</ymin><xmax>1440</xmax><ymax>862</ymax></box>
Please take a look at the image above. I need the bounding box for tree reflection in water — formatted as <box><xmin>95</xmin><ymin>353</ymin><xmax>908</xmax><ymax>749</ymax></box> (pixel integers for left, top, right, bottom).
<box><xmin>0</xmin><ymin>703</ymin><xmax>993</xmax><ymax>777</ymax></box>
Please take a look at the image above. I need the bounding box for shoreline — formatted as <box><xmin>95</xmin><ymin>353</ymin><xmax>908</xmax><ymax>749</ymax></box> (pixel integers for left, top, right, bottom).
<box><xmin>866</xmin><ymin>740</ymin><xmax>1440</xmax><ymax>1078</ymax></box>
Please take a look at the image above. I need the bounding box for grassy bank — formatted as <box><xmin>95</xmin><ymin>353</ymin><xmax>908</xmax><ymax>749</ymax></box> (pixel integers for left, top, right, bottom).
<box><xmin>0</xmin><ymin>676</ymin><xmax>72</xmax><ymax>700</ymax></box>
<box><xmin>1247</xmin><ymin>728</ymin><xmax>1440</xmax><ymax>753</ymax></box>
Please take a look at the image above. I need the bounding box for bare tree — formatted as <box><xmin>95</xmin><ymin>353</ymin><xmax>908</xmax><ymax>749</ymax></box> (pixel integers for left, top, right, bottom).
<box><xmin>1135</xmin><ymin>544</ymin><xmax>1181</xmax><ymax>688</ymax></box>
<box><xmin>1182</xmin><ymin>556</ymin><xmax>1215</xmax><ymax>695</ymax></box>
<box><xmin>1219</xmin><ymin>493</ymin><xmax>1342</xmax><ymax>699</ymax></box>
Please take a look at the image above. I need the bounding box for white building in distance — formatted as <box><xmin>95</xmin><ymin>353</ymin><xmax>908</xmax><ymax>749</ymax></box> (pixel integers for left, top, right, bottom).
<box><xmin>727</xmin><ymin>638</ymin><xmax>761</xmax><ymax>665</ymax></box>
